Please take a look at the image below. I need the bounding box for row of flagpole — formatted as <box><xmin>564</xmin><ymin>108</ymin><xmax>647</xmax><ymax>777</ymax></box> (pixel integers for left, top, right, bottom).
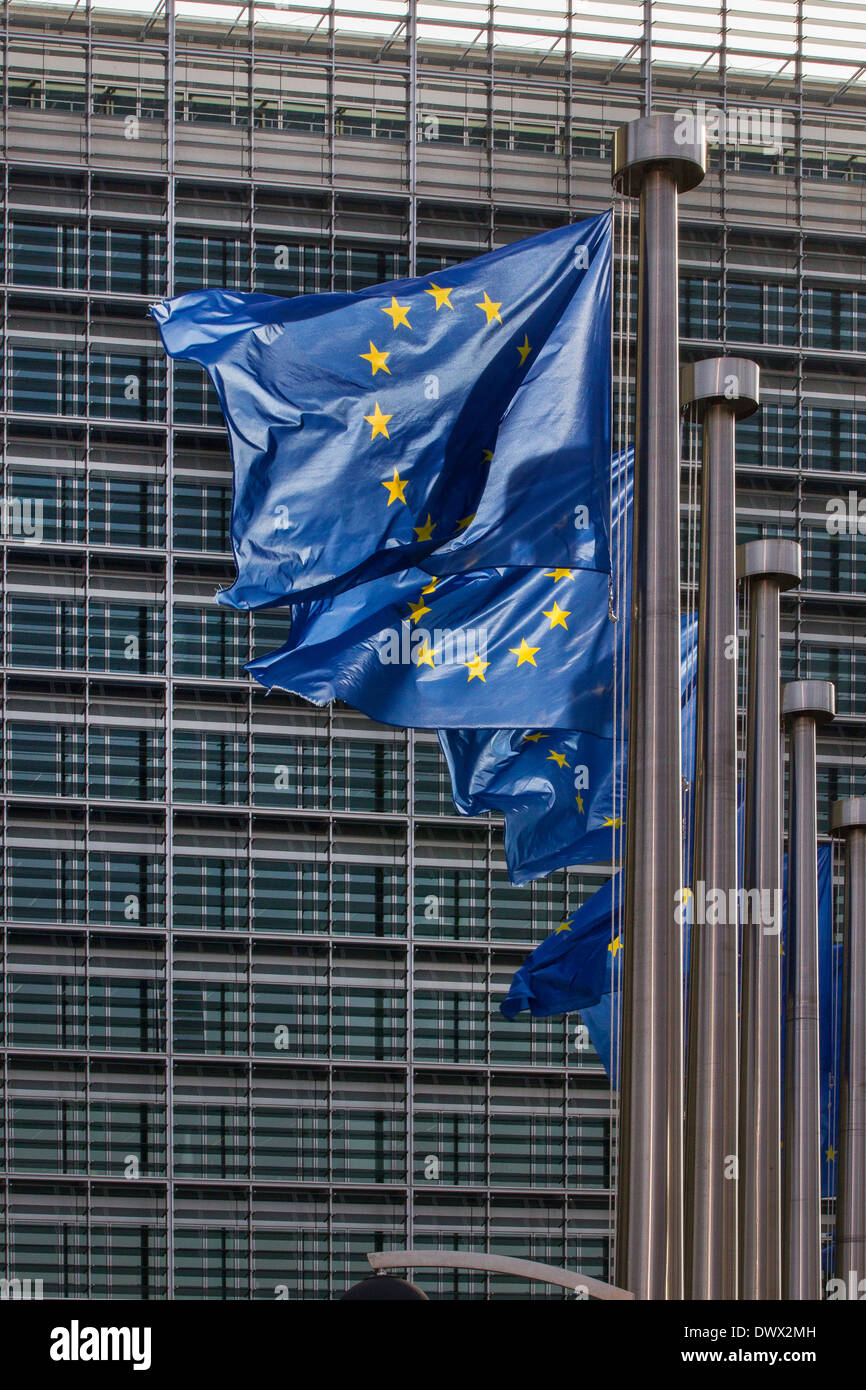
<box><xmin>610</xmin><ymin>113</ymin><xmax>865</xmax><ymax>1299</ymax></box>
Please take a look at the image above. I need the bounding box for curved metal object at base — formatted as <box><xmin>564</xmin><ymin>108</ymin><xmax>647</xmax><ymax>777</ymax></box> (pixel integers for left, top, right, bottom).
<box><xmin>366</xmin><ymin>1249</ymin><xmax>634</xmax><ymax>1300</ymax></box>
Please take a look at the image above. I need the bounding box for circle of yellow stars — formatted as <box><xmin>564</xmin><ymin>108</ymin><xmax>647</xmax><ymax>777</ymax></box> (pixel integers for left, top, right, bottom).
<box><xmin>356</xmin><ymin>282</ymin><xmax>585</xmax><ymax>695</ymax></box>
<box><xmin>354</xmin><ymin>277</ymin><xmax>537</xmax><ymax>545</ymax></box>
<box><xmin>395</xmin><ymin>562</ymin><xmax>583</xmax><ymax>698</ymax></box>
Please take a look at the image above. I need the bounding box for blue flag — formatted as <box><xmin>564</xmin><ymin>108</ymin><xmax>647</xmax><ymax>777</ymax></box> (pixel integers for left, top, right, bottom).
<box><xmin>151</xmin><ymin>213</ymin><xmax>612</xmax><ymax>609</ymax></box>
<box><xmin>440</xmin><ymin>726</ymin><xmax>620</xmax><ymax>885</ymax></box>
<box><xmin>439</xmin><ymin>611</ymin><xmax>697</xmax><ymax>885</ymax></box>
<box><xmin>529</xmin><ymin>842</ymin><xmax>838</xmax><ymax>1097</ymax></box>
<box><xmin>500</xmin><ymin>873</ymin><xmax>623</xmax><ymax>1022</ymax></box>
<box><xmin>246</xmin><ymin>561</ymin><xmax>615</xmax><ymax>734</ymax></box>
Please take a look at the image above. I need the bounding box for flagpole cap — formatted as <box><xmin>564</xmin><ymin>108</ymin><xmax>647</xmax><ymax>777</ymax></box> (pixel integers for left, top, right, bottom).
<box><xmin>681</xmin><ymin>357</ymin><xmax>760</xmax><ymax>419</ymax></box>
<box><xmin>782</xmin><ymin>679</ymin><xmax>836</xmax><ymax>724</ymax></box>
<box><xmin>612</xmin><ymin>114</ymin><xmax>707</xmax><ymax>196</ymax></box>
<box><xmin>737</xmin><ymin>538</ymin><xmax>802</xmax><ymax>589</ymax></box>
<box><xmin>831</xmin><ymin>797</ymin><xmax>866</xmax><ymax>833</ymax></box>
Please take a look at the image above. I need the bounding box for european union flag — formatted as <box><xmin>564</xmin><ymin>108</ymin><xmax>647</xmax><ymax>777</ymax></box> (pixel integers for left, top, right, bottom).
<box><xmin>246</xmin><ymin>561</ymin><xmax>615</xmax><ymax>734</ymax></box>
<box><xmin>500</xmin><ymin>872</ymin><xmax>624</xmax><ymax>1021</ymax></box>
<box><xmin>439</xmin><ymin>611</ymin><xmax>698</xmax><ymax>886</ymax></box>
<box><xmin>150</xmin><ymin>212</ymin><xmax>611</xmax><ymax>609</ymax></box>
<box><xmin>579</xmin><ymin>989</ymin><xmax>620</xmax><ymax>1079</ymax></box>
<box><xmin>440</xmin><ymin>727</ymin><xmax>620</xmax><ymax>886</ymax></box>
<box><xmin>512</xmin><ymin>843</ymin><xmax>838</xmax><ymax>1094</ymax></box>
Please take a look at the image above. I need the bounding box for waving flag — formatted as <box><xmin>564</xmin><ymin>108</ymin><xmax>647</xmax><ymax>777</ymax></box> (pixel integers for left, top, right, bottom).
<box><xmin>506</xmin><ymin>843</ymin><xmax>838</xmax><ymax>1102</ymax></box>
<box><xmin>439</xmin><ymin>615</ymin><xmax>697</xmax><ymax>887</ymax></box>
<box><xmin>151</xmin><ymin>213</ymin><xmax>611</xmax><ymax>609</ymax></box>
<box><xmin>246</xmin><ymin>561</ymin><xmax>615</xmax><ymax>734</ymax></box>
<box><xmin>441</xmin><ymin>726</ymin><xmax>620</xmax><ymax>886</ymax></box>
<box><xmin>500</xmin><ymin>872</ymin><xmax>624</xmax><ymax>1022</ymax></box>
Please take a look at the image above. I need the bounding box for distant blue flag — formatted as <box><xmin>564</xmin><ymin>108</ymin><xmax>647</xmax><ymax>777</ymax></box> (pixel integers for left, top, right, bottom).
<box><xmin>440</xmin><ymin>726</ymin><xmax>620</xmax><ymax>886</ymax></box>
<box><xmin>151</xmin><ymin>213</ymin><xmax>612</xmax><ymax>609</ymax></box>
<box><xmin>579</xmin><ymin>842</ymin><xmax>835</xmax><ymax>1092</ymax></box>
<box><xmin>500</xmin><ymin>873</ymin><xmax>623</xmax><ymax>1021</ymax></box>
<box><xmin>579</xmin><ymin>989</ymin><xmax>620</xmax><ymax>1078</ymax></box>
<box><xmin>246</xmin><ymin>561</ymin><xmax>615</xmax><ymax>733</ymax></box>
<box><xmin>440</xmin><ymin>610</ymin><xmax>697</xmax><ymax>885</ymax></box>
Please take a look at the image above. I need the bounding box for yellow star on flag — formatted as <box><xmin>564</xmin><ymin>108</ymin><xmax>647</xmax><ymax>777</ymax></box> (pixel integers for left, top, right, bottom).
<box><xmin>482</xmin><ymin>449</ymin><xmax>494</xmax><ymax>463</ymax></box>
<box><xmin>381</xmin><ymin>296</ymin><xmax>411</xmax><ymax>329</ymax></box>
<box><xmin>360</xmin><ymin>341</ymin><xmax>391</xmax><ymax>375</ymax></box>
<box><xmin>826</xmin><ymin>1146</ymin><xmax>836</xmax><ymax>1162</ymax></box>
<box><xmin>381</xmin><ymin>467</ymin><xmax>407</xmax><ymax>505</ymax></box>
<box><xmin>603</xmin><ymin>816</ymin><xmax>621</xmax><ymax>828</ymax></box>
<box><xmin>547</xmin><ymin>750</ymin><xmax>569</xmax><ymax>769</ymax></box>
<box><xmin>426</xmin><ymin>283</ymin><xmax>453</xmax><ymax>311</ymax></box>
<box><xmin>608</xmin><ymin>935</ymin><xmax>622</xmax><ymax>958</ymax></box>
<box><xmin>517</xmin><ymin>334</ymin><xmax>532</xmax><ymax>365</ymax></box>
<box><xmin>555</xmin><ymin>921</ymin><xmax>572</xmax><ymax>934</ymax></box>
<box><xmin>455</xmin><ymin>514</ymin><xmax>475</xmax><ymax>531</ymax></box>
<box><xmin>509</xmin><ymin>638</ymin><xmax>540</xmax><ymax>667</ymax></box>
<box><xmin>575</xmin><ymin>793</ymin><xmax>585</xmax><ymax>813</ymax></box>
<box><xmin>542</xmin><ymin>601</ymin><xmax>571</xmax><ymax>630</ymax></box>
<box><xmin>415</xmin><ymin>639</ymin><xmax>436</xmax><ymax>668</ymax></box>
<box><xmin>464</xmin><ymin>655</ymin><xmax>490</xmax><ymax>683</ymax></box>
<box><xmin>413</xmin><ymin>514</ymin><xmax>436</xmax><ymax>542</ymax></box>
<box><xmin>406</xmin><ymin>599</ymin><xmax>431</xmax><ymax>625</ymax></box>
<box><xmin>364</xmin><ymin>401</ymin><xmax>392</xmax><ymax>440</ymax></box>
<box><xmin>476</xmin><ymin>290</ymin><xmax>502</xmax><ymax>325</ymax></box>
<box><xmin>544</xmin><ymin>568</ymin><xmax>574</xmax><ymax>583</ymax></box>
<box><xmin>522</xmin><ymin>732</ymin><xmax>546</xmax><ymax>743</ymax></box>
<box><xmin>420</xmin><ymin>576</ymin><xmax>438</xmax><ymax>595</ymax></box>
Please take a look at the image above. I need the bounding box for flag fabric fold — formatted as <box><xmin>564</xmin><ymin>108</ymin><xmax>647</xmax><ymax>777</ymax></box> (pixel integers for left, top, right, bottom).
<box><xmin>499</xmin><ymin>872</ymin><xmax>623</xmax><ymax>1021</ymax></box>
<box><xmin>246</xmin><ymin>561</ymin><xmax>615</xmax><ymax>734</ymax></box>
<box><xmin>151</xmin><ymin>213</ymin><xmax>611</xmax><ymax>610</ymax></box>
<box><xmin>440</xmin><ymin>726</ymin><xmax>620</xmax><ymax>885</ymax></box>
<box><xmin>439</xmin><ymin>609</ymin><xmax>697</xmax><ymax>885</ymax></box>
<box><xmin>504</xmin><ymin>843</ymin><xmax>838</xmax><ymax>1124</ymax></box>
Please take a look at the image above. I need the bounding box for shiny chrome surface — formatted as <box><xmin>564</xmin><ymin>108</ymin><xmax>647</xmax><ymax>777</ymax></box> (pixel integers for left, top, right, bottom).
<box><xmin>736</xmin><ymin>538</ymin><xmax>802</xmax><ymax>587</ymax></box>
<box><xmin>683</xmin><ymin>384</ymin><xmax>742</xmax><ymax>1300</ymax></box>
<box><xmin>782</xmin><ymin>679</ymin><xmax>837</xmax><ymax>722</ymax></box>
<box><xmin>612</xmin><ymin>113</ymin><xmax>707</xmax><ymax>196</ymax></box>
<box><xmin>614</xmin><ymin>143</ymin><xmax>693</xmax><ymax>1302</ymax></box>
<box><xmin>737</xmin><ymin>541</ymin><xmax>802</xmax><ymax>1300</ymax></box>
<box><xmin>830</xmin><ymin>801</ymin><xmax>866</xmax><ymax>1291</ymax></box>
<box><xmin>782</xmin><ymin>681</ymin><xmax>835</xmax><ymax>1300</ymax></box>
<box><xmin>681</xmin><ymin>356</ymin><xmax>760</xmax><ymax>420</ymax></box>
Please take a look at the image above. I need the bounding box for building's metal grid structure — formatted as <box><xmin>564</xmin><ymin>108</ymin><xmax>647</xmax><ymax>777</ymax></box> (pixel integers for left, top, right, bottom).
<box><xmin>0</xmin><ymin>0</ymin><xmax>864</xmax><ymax>1298</ymax></box>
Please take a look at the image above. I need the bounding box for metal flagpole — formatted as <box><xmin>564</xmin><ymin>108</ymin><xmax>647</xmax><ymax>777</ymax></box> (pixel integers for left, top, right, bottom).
<box><xmin>681</xmin><ymin>358</ymin><xmax>759</xmax><ymax>1301</ymax></box>
<box><xmin>736</xmin><ymin>538</ymin><xmax>802</xmax><ymax>1300</ymax></box>
<box><xmin>782</xmin><ymin>679</ymin><xmax>836</xmax><ymax>1300</ymax></box>
<box><xmin>831</xmin><ymin>797</ymin><xmax>866</xmax><ymax>1295</ymax></box>
<box><xmin>611</xmin><ymin>115</ymin><xmax>705</xmax><ymax>1301</ymax></box>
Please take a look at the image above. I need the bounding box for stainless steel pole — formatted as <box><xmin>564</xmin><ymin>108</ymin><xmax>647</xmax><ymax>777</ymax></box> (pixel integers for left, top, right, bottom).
<box><xmin>782</xmin><ymin>679</ymin><xmax>836</xmax><ymax>1301</ymax></box>
<box><xmin>611</xmin><ymin>114</ymin><xmax>706</xmax><ymax>1301</ymax></box>
<box><xmin>830</xmin><ymin>797</ymin><xmax>866</xmax><ymax>1292</ymax></box>
<box><xmin>737</xmin><ymin>539</ymin><xmax>802</xmax><ymax>1300</ymax></box>
<box><xmin>682</xmin><ymin>358</ymin><xmax>758</xmax><ymax>1301</ymax></box>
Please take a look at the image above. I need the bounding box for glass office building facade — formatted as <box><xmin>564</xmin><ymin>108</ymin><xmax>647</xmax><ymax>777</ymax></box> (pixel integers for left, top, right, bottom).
<box><xmin>0</xmin><ymin>0</ymin><xmax>863</xmax><ymax>1298</ymax></box>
